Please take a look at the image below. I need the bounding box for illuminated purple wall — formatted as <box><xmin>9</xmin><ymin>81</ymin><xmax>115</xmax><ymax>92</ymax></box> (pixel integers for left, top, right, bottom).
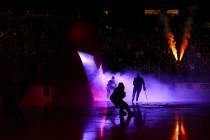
<box><xmin>78</xmin><ymin>51</ymin><xmax>210</xmax><ymax>103</ymax></box>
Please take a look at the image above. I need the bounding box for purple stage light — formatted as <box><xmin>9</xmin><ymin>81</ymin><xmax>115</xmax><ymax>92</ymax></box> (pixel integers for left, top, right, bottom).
<box><xmin>78</xmin><ymin>51</ymin><xmax>95</xmax><ymax>66</ymax></box>
<box><xmin>78</xmin><ymin>51</ymin><xmax>210</xmax><ymax>103</ymax></box>
<box><xmin>78</xmin><ymin>51</ymin><xmax>107</xmax><ymax>101</ymax></box>
<box><xmin>78</xmin><ymin>51</ymin><xmax>170</xmax><ymax>103</ymax></box>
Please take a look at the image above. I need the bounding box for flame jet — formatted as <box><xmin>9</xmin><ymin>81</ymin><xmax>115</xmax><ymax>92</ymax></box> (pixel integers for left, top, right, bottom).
<box><xmin>167</xmin><ymin>32</ymin><xmax>178</xmax><ymax>61</ymax></box>
<box><xmin>179</xmin><ymin>16</ymin><xmax>193</xmax><ymax>61</ymax></box>
<box><xmin>180</xmin><ymin>32</ymin><xmax>190</xmax><ymax>61</ymax></box>
<box><xmin>179</xmin><ymin>5</ymin><xmax>196</xmax><ymax>61</ymax></box>
<box><xmin>160</xmin><ymin>14</ymin><xmax>178</xmax><ymax>61</ymax></box>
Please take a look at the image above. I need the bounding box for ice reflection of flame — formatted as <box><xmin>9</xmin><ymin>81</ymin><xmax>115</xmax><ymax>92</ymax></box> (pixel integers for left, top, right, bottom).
<box><xmin>172</xmin><ymin>113</ymin><xmax>187</xmax><ymax>140</ymax></box>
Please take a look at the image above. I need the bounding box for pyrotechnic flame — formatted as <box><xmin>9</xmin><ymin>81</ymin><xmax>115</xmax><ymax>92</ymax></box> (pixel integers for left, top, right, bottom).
<box><xmin>179</xmin><ymin>32</ymin><xmax>190</xmax><ymax>61</ymax></box>
<box><xmin>167</xmin><ymin>32</ymin><xmax>178</xmax><ymax>61</ymax></box>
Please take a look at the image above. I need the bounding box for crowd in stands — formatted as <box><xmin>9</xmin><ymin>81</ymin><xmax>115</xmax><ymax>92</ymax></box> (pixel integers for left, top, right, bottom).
<box><xmin>0</xmin><ymin>8</ymin><xmax>210</xmax><ymax>82</ymax></box>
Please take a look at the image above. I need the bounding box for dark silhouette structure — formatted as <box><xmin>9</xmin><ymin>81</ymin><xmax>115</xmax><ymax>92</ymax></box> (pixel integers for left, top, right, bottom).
<box><xmin>0</xmin><ymin>56</ymin><xmax>35</xmax><ymax>122</ymax></box>
<box><xmin>132</xmin><ymin>73</ymin><xmax>146</xmax><ymax>102</ymax></box>
<box><xmin>13</xmin><ymin>57</ymin><xmax>36</xmax><ymax>106</ymax></box>
<box><xmin>110</xmin><ymin>82</ymin><xmax>134</xmax><ymax>116</ymax></box>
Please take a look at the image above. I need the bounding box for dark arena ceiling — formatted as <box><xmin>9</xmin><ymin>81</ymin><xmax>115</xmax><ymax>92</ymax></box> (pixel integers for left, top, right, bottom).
<box><xmin>0</xmin><ymin>0</ymin><xmax>205</xmax><ymax>9</ymax></box>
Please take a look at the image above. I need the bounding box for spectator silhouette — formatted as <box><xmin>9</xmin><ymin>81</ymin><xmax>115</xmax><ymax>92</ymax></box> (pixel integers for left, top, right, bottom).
<box><xmin>132</xmin><ymin>73</ymin><xmax>146</xmax><ymax>102</ymax></box>
<box><xmin>110</xmin><ymin>82</ymin><xmax>134</xmax><ymax>117</ymax></box>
